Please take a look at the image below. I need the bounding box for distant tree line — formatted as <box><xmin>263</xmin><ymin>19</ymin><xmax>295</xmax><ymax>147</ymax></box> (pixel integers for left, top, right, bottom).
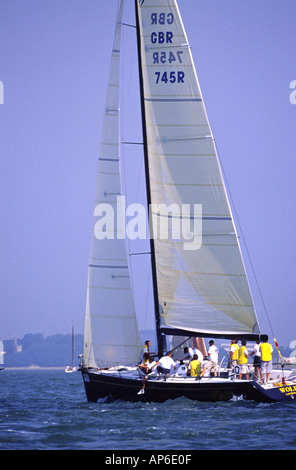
<box><xmin>2</xmin><ymin>333</ymin><xmax>292</xmax><ymax>368</ymax></box>
<box><xmin>3</xmin><ymin>333</ymin><xmax>84</xmax><ymax>367</ymax></box>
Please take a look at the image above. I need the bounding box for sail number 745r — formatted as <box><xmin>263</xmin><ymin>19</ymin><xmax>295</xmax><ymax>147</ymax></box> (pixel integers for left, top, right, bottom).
<box><xmin>155</xmin><ymin>71</ymin><xmax>185</xmax><ymax>84</ymax></box>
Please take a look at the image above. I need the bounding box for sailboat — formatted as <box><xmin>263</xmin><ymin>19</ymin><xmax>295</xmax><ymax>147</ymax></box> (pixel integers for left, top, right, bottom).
<box><xmin>0</xmin><ymin>341</ymin><xmax>5</xmax><ymax>371</ymax></box>
<box><xmin>80</xmin><ymin>0</ymin><xmax>296</xmax><ymax>403</ymax></box>
<box><xmin>65</xmin><ymin>326</ymin><xmax>77</xmax><ymax>373</ymax></box>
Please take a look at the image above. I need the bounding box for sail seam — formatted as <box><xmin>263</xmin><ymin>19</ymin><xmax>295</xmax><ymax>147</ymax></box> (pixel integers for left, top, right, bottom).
<box><xmin>160</xmin><ymin>296</ymin><xmax>253</xmax><ymax>308</ymax></box>
<box><xmin>145</xmin><ymin>43</ymin><xmax>189</xmax><ymax>51</ymax></box>
<box><xmin>139</xmin><ymin>3</ymin><xmax>177</xmax><ymax>9</ymax></box>
<box><xmin>158</xmin><ymin>266</ymin><xmax>247</xmax><ymax>277</ymax></box>
<box><xmin>154</xmin><ymin>237</ymin><xmax>236</xmax><ymax>246</ymax></box>
<box><xmin>88</xmin><ymin>286</ymin><xmax>131</xmax><ymax>290</ymax></box>
<box><xmin>90</xmin><ymin>257</ymin><xmax>128</xmax><ymax>262</ymax></box>
<box><xmin>144</xmin><ymin>64</ymin><xmax>196</xmax><ymax>68</ymax></box>
<box><xmin>152</xmin><ymin>124</ymin><xmax>209</xmax><ymax>127</ymax></box>
<box><xmin>151</xmin><ymin>212</ymin><xmax>231</xmax><ymax>221</ymax></box>
<box><xmin>86</xmin><ymin>315</ymin><xmax>138</xmax><ymax>321</ymax></box>
<box><xmin>93</xmin><ymin>199</ymin><xmax>121</xmax><ymax>204</ymax></box>
<box><xmin>99</xmin><ymin>158</ymin><xmax>119</xmax><ymax>162</ymax></box>
<box><xmin>100</xmin><ymin>142</ymin><xmax>118</xmax><ymax>146</ymax></box>
<box><xmin>145</xmin><ymin>98</ymin><xmax>202</xmax><ymax>102</ymax></box>
<box><xmin>149</xmin><ymin>152</ymin><xmax>216</xmax><ymax>157</ymax></box>
<box><xmin>150</xmin><ymin>181</ymin><xmax>224</xmax><ymax>187</ymax></box>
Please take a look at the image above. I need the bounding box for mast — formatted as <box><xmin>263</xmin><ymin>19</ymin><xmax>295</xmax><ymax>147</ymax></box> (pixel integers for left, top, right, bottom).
<box><xmin>134</xmin><ymin>0</ymin><xmax>164</xmax><ymax>358</ymax></box>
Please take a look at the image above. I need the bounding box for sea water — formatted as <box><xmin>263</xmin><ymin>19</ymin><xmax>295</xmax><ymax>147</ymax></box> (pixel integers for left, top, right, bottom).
<box><xmin>1</xmin><ymin>369</ymin><xmax>295</xmax><ymax>451</ymax></box>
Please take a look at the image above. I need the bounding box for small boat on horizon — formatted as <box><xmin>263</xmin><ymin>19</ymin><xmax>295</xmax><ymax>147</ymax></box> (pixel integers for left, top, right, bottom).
<box><xmin>0</xmin><ymin>340</ymin><xmax>5</xmax><ymax>371</ymax></box>
<box><xmin>65</xmin><ymin>326</ymin><xmax>77</xmax><ymax>373</ymax></box>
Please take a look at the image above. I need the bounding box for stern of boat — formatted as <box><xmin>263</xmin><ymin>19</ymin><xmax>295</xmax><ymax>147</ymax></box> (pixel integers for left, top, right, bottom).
<box><xmin>249</xmin><ymin>380</ymin><xmax>296</xmax><ymax>402</ymax></box>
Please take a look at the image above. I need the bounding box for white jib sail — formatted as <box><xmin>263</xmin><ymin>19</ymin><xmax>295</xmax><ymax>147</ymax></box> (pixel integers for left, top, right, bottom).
<box><xmin>136</xmin><ymin>0</ymin><xmax>260</xmax><ymax>338</ymax></box>
<box><xmin>83</xmin><ymin>0</ymin><xmax>142</xmax><ymax>368</ymax></box>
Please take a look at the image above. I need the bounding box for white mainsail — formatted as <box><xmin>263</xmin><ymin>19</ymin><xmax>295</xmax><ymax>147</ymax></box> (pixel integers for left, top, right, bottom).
<box><xmin>136</xmin><ymin>0</ymin><xmax>260</xmax><ymax>338</ymax></box>
<box><xmin>83</xmin><ymin>0</ymin><xmax>142</xmax><ymax>368</ymax></box>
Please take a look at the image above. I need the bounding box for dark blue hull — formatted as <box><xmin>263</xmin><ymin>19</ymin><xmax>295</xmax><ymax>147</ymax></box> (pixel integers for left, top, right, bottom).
<box><xmin>81</xmin><ymin>369</ymin><xmax>267</xmax><ymax>403</ymax></box>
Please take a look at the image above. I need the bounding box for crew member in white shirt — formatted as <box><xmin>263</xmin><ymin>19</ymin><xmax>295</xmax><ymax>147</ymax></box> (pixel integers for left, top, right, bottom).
<box><xmin>199</xmin><ymin>340</ymin><xmax>219</xmax><ymax>378</ymax></box>
<box><xmin>152</xmin><ymin>351</ymin><xmax>177</xmax><ymax>377</ymax></box>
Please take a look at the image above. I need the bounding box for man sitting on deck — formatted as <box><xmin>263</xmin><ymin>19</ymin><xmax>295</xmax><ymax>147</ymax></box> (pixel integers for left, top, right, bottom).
<box><xmin>152</xmin><ymin>351</ymin><xmax>177</xmax><ymax>377</ymax></box>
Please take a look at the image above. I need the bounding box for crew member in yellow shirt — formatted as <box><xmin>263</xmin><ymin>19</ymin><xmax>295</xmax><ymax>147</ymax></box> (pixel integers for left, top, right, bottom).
<box><xmin>188</xmin><ymin>354</ymin><xmax>202</xmax><ymax>378</ymax></box>
<box><xmin>238</xmin><ymin>339</ymin><xmax>249</xmax><ymax>379</ymax></box>
<box><xmin>229</xmin><ymin>340</ymin><xmax>239</xmax><ymax>368</ymax></box>
<box><xmin>259</xmin><ymin>334</ymin><xmax>273</xmax><ymax>383</ymax></box>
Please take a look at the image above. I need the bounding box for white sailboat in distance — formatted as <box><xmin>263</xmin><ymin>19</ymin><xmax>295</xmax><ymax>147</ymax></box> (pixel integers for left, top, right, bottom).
<box><xmin>65</xmin><ymin>326</ymin><xmax>77</xmax><ymax>373</ymax></box>
<box><xmin>0</xmin><ymin>341</ymin><xmax>5</xmax><ymax>371</ymax></box>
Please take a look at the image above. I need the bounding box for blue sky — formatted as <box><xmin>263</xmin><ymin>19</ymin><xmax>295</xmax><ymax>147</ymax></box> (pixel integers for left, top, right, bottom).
<box><xmin>0</xmin><ymin>0</ymin><xmax>295</xmax><ymax>349</ymax></box>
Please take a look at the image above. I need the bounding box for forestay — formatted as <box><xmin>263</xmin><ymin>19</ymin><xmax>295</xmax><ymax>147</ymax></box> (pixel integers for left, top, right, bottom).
<box><xmin>136</xmin><ymin>0</ymin><xmax>260</xmax><ymax>339</ymax></box>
